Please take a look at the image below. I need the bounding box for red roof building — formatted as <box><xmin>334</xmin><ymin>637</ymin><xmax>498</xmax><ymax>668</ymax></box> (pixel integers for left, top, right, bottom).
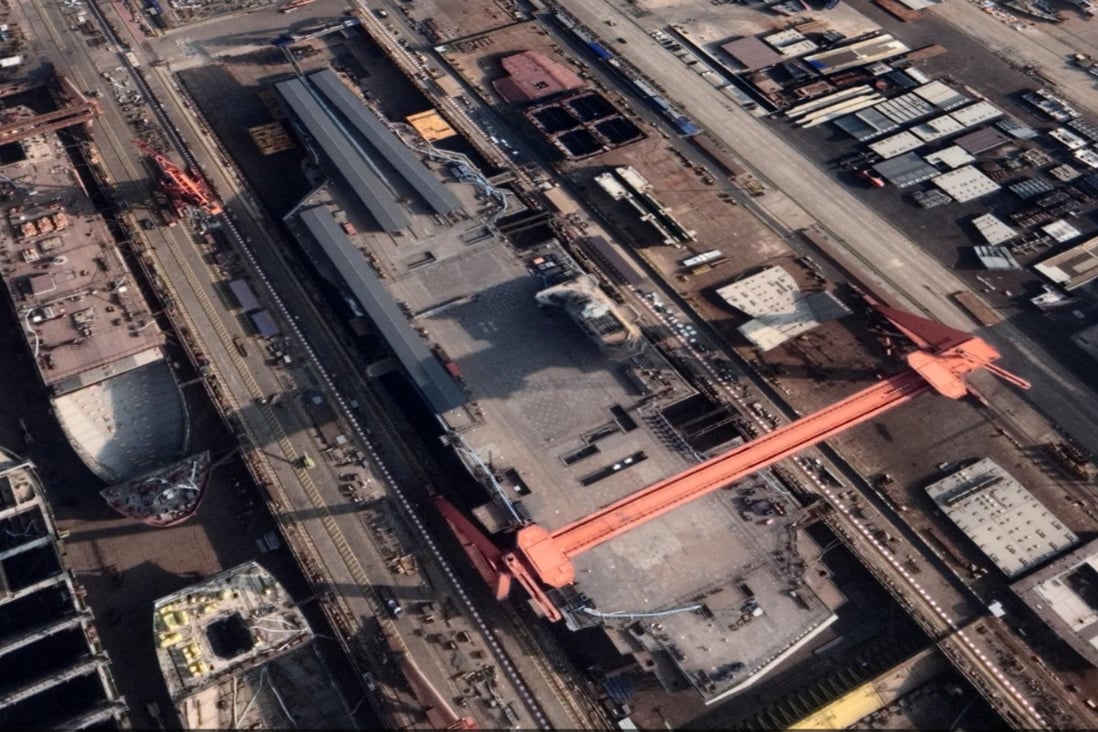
<box><xmin>493</xmin><ymin>51</ymin><xmax>584</xmax><ymax>104</ymax></box>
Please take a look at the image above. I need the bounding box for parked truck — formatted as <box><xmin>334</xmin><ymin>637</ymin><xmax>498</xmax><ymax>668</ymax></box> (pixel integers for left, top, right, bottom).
<box><xmin>1071</xmin><ymin>53</ymin><xmax>1098</xmax><ymax>78</ymax></box>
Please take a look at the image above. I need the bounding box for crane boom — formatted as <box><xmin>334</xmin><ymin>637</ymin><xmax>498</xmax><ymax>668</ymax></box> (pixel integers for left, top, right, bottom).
<box><xmin>438</xmin><ymin>307</ymin><xmax>1029</xmax><ymax>620</ymax></box>
<box><xmin>135</xmin><ymin>139</ymin><xmax>223</xmax><ymax>217</ymax></box>
<box><xmin>519</xmin><ymin>370</ymin><xmax>928</xmax><ymax>587</ymax></box>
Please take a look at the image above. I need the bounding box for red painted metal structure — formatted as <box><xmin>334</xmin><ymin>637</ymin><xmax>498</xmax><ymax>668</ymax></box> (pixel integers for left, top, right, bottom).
<box><xmin>135</xmin><ymin>138</ymin><xmax>223</xmax><ymax>217</ymax></box>
<box><xmin>435</xmin><ymin>307</ymin><xmax>1029</xmax><ymax>622</ymax></box>
<box><xmin>0</xmin><ymin>75</ymin><xmax>100</xmax><ymax>144</ymax></box>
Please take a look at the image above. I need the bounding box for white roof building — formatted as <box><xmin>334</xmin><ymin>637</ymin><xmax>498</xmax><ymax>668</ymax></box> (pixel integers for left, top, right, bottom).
<box><xmin>971</xmin><ymin>213</ymin><xmax>1018</xmax><ymax>246</ymax></box>
<box><xmin>716</xmin><ymin>266</ymin><xmax>851</xmax><ymax>351</ymax></box>
<box><xmin>931</xmin><ymin>166</ymin><xmax>1000</xmax><ymax>202</ymax></box>
<box><xmin>926</xmin><ymin>458</ymin><xmax>1077</xmax><ymax>578</ymax></box>
<box><xmin>1013</xmin><ymin>539</ymin><xmax>1098</xmax><ymax>667</ymax></box>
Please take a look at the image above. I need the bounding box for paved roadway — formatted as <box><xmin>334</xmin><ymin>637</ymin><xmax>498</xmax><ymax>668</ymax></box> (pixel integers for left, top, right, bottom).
<box><xmin>928</xmin><ymin>1</ymin><xmax>1098</xmax><ymax>118</ymax></box>
<box><xmin>549</xmin><ymin>0</ymin><xmax>1098</xmax><ymax>458</ymax></box>
<box><xmin>23</xmin><ymin>0</ymin><xmax>600</xmax><ymax>728</ymax></box>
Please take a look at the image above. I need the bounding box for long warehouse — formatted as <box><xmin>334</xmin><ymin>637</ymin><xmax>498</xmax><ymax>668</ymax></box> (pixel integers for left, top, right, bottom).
<box><xmin>298</xmin><ymin>205</ymin><xmax>467</xmax><ymax>414</ymax></box>
<box><xmin>307</xmin><ymin>69</ymin><xmax>462</xmax><ymax>217</ymax></box>
<box><xmin>276</xmin><ymin>77</ymin><xmax>410</xmax><ymax>232</ymax></box>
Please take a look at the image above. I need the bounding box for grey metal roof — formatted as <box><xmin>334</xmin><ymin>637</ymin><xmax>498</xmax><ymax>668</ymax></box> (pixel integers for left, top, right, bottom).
<box><xmin>229</xmin><ymin>279</ymin><xmax>261</xmax><ymax>313</ymax></box>
<box><xmin>720</xmin><ymin>36</ymin><xmax>784</xmax><ymax>71</ymax></box>
<box><xmin>275</xmin><ymin>78</ymin><xmax>409</xmax><ymax>232</ymax></box>
<box><xmin>872</xmin><ymin>152</ymin><xmax>939</xmax><ymax>188</ymax></box>
<box><xmin>308</xmin><ymin>70</ymin><xmax>462</xmax><ymax>216</ymax></box>
<box><xmin>299</xmin><ymin>206</ymin><xmax>466</xmax><ymax>414</ymax></box>
<box><xmin>954</xmin><ymin>126</ymin><xmax>1010</xmax><ymax>155</ymax></box>
<box><xmin>873</xmin><ymin>92</ymin><xmax>934</xmax><ymax>124</ymax></box>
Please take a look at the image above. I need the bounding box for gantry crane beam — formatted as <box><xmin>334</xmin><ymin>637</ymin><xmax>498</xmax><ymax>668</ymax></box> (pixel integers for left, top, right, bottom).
<box><xmin>519</xmin><ymin>370</ymin><xmax>930</xmax><ymax>586</ymax></box>
<box><xmin>0</xmin><ymin>102</ymin><xmax>99</xmax><ymax>143</ymax></box>
<box><xmin>435</xmin><ymin>307</ymin><xmax>1029</xmax><ymax>621</ymax></box>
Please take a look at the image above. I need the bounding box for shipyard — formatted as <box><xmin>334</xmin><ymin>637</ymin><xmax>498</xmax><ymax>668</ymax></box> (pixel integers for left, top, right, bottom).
<box><xmin>3</xmin><ymin>0</ymin><xmax>1098</xmax><ymax>729</ymax></box>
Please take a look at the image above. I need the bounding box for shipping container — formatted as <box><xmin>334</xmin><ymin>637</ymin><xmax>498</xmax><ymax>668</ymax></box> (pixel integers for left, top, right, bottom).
<box><xmin>587</xmin><ymin>41</ymin><xmax>613</xmax><ymax>61</ymax></box>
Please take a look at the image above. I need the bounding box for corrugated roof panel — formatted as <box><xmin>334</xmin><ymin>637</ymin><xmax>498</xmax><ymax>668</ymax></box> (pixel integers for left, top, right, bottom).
<box><xmin>973</xmin><ymin>245</ymin><xmax>1021</xmax><ymax>269</ymax></box>
<box><xmin>833</xmin><ymin>114</ymin><xmax>878</xmax><ymax>140</ymax></box>
<box><xmin>931</xmin><ymin>165</ymin><xmax>1001</xmax><ymax>202</ymax></box>
<box><xmin>851</xmin><ymin>107</ymin><xmax>899</xmax><ymax>136</ymax></box>
<box><xmin>912</xmin><ymin>80</ymin><xmax>969</xmax><ymax>109</ymax></box>
<box><xmin>997</xmin><ymin>118</ymin><xmax>1039</xmax><ymax>139</ymax></box>
<box><xmin>1009</xmin><ymin>177</ymin><xmax>1056</xmax><ymax>199</ymax></box>
<box><xmin>299</xmin><ymin>206</ymin><xmax>467</xmax><ymax>414</ymax></box>
<box><xmin>308</xmin><ymin>70</ymin><xmax>462</xmax><ymax>216</ymax></box>
<box><xmin>869</xmin><ymin>130</ymin><xmax>924</xmax><ymax>159</ymax></box>
<box><xmin>949</xmin><ymin>101</ymin><xmax>1002</xmax><ymax>127</ymax></box>
<box><xmin>276</xmin><ymin>78</ymin><xmax>409</xmax><ymax>232</ymax></box>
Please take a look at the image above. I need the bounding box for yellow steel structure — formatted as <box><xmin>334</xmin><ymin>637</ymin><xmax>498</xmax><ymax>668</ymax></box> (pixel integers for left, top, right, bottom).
<box><xmin>406</xmin><ymin>109</ymin><xmax>457</xmax><ymax>141</ymax></box>
<box><xmin>788</xmin><ymin>681</ymin><xmax>885</xmax><ymax>730</ymax></box>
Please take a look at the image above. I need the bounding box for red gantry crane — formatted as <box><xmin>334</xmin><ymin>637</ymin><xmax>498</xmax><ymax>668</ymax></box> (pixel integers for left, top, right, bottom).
<box><xmin>435</xmin><ymin>306</ymin><xmax>1030</xmax><ymax>622</ymax></box>
<box><xmin>135</xmin><ymin>139</ymin><xmax>223</xmax><ymax>217</ymax></box>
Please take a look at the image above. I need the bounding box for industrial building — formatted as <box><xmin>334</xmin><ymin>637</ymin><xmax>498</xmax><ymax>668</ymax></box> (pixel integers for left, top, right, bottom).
<box><xmin>297</xmin><ymin>205</ymin><xmax>466</xmax><ymax>415</ymax></box>
<box><xmin>714</xmin><ymin>266</ymin><xmax>852</xmax><ymax>351</ymax></box>
<box><xmin>275</xmin><ymin>77</ymin><xmax>409</xmax><ymax>232</ymax></box>
<box><xmin>306</xmin><ymin>69</ymin><xmax>462</xmax><ymax>217</ymax></box>
<box><xmin>930</xmin><ymin>166</ymin><xmax>1001</xmax><ymax>203</ymax></box>
<box><xmin>0</xmin><ymin>453</ymin><xmax>127</xmax><ymax>729</ymax></box>
<box><xmin>925</xmin><ymin>458</ymin><xmax>1077</xmax><ymax>578</ymax></box>
<box><xmin>154</xmin><ymin>562</ymin><xmax>348</xmax><ymax>729</ymax></box>
<box><xmin>801</xmin><ymin>34</ymin><xmax>909</xmax><ymax>75</ymax></box>
<box><xmin>492</xmin><ymin>51</ymin><xmax>585</xmax><ymax>104</ymax></box>
<box><xmin>1033</xmin><ymin>236</ymin><xmax>1098</xmax><ymax>290</ymax></box>
<box><xmin>720</xmin><ymin>36</ymin><xmax>785</xmax><ymax>72</ymax></box>
<box><xmin>1012</xmin><ymin>539</ymin><xmax>1098</xmax><ymax>668</ymax></box>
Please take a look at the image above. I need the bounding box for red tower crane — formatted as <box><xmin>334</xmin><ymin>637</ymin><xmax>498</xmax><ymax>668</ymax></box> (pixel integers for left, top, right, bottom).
<box><xmin>435</xmin><ymin>306</ymin><xmax>1030</xmax><ymax>622</ymax></box>
<box><xmin>135</xmin><ymin>139</ymin><xmax>223</xmax><ymax>217</ymax></box>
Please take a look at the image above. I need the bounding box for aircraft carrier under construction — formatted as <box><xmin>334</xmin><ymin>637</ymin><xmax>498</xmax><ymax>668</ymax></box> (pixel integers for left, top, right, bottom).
<box><xmin>275</xmin><ymin>65</ymin><xmax>837</xmax><ymax>704</ymax></box>
<box><xmin>0</xmin><ymin>448</ymin><xmax>127</xmax><ymax>728</ymax></box>
<box><xmin>0</xmin><ymin>71</ymin><xmax>189</xmax><ymax>486</ymax></box>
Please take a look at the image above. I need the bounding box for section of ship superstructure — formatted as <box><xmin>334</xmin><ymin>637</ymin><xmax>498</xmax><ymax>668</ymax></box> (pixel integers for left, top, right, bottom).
<box><xmin>0</xmin><ymin>448</ymin><xmax>128</xmax><ymax>729</ymax></box>
<box><xmin>100</xmin><ymin>451</ymin><xmax>210</xmax><ymax>527</ymax></box>
<box><xmin>153</xmin><ymin>562</ymin><xmax>350</xmax><ymax>729</ymax></box>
